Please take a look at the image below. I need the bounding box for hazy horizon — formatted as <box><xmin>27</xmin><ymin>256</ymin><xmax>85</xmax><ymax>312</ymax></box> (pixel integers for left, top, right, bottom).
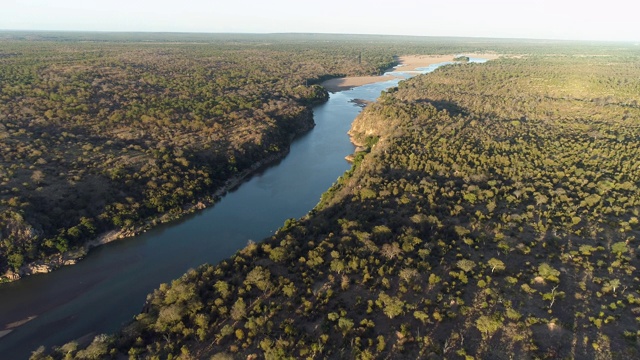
<box><xmin>1</xmin><ymin>0</ymin><xmax>638</xmax><ymax>42</ymax></box>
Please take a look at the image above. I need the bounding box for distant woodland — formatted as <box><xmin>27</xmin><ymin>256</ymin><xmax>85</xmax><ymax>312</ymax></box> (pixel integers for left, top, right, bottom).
<box><xmin>29</xmin><ymin>38</ymin><xmax>640</xmax><ymax>359</ymax></box>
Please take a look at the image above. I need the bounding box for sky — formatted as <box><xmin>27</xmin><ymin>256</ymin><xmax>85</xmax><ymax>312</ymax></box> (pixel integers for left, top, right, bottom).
<box><xmin>1</xmin><ymin>0</ymin><xmax>638</xmax><ymax>42</ymax></box>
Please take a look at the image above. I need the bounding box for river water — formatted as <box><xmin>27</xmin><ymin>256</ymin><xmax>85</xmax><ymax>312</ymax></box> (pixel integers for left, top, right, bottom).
<box><xmin>0</xmin><ymin>57</ymin><xmax>487</xmax><ymax>358</ymax></box>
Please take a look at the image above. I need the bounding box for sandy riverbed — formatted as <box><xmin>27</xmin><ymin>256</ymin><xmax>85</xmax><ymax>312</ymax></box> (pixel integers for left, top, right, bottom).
<box><xmin>321</xmin><ymin>75</ymin><xmax>401</xmax><ymax>93</ymax></box>
<box><xmin>321</xmin><ymin>53</ymin><xmax>501</xmax><ymax>92</ymax></box>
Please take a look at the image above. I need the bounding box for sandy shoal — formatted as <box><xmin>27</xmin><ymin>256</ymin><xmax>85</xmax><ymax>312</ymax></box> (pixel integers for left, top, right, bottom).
<box><xmin>469</xmin><ymin>53</ymin><xmax>502</xmax><ymax>61</ymax></box>
<box><xmin>321</xmin><ymin>53</ymin><xmax>501</xmax><ymax>92</ymax></box>
<box><xmin>321</xmin><ymin>75</ymin><xmax>400</xmax><ymax>93</ymax></box>
<box><xmin>393</xmin><ymin>54</ymin><xmax>455</xmax><ymax>71</ymax></box>
<box><xmin>393</xmin><ymin>53</ymin><xmax>501</xmax><ymax>71</ymax></box>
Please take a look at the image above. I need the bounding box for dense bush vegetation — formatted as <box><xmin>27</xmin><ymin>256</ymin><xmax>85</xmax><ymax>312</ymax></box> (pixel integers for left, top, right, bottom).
<box><xmin>0</xmin><ymin>33</ymin><xmax>403</xmax><ymax>277</ymax></box>
<box><xmin>1</xmin><ymin>32</ymin><xmax>630</xmax><ymax>278</ymax></box>
<box><xmin>36</xmin><ymin>43</ymin><xmax>640</xmax><ymax>359</ymax></box>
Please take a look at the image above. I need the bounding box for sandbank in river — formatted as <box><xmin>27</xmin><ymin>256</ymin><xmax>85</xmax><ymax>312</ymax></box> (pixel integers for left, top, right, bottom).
<box><xmin>321</xmin><ymin>53</ymin><xmax>500</xmax><ymax>92</ymax></box>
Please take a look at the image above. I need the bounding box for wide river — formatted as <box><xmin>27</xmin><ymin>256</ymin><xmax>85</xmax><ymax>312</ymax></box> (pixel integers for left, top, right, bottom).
<box><xmin>0</xmin><ymin>57</ymin><xmax>487</xmax><ymax>358</ymax></box>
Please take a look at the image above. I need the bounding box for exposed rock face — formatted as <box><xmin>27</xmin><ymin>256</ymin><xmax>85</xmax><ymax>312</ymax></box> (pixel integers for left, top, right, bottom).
<box><xmin>23</xmin><ymin>263</ymin><xmax>51</xmax><ymax>275</ymax></box>
<box><xmin>2</xmin><ymin>250</ymin><xmax>86</xmax><ymax>281</ymax></box>
<box><xmin>348</xmin><ymin>108</ymin><xmax>388</xmax><ymax>146</ymax></box>
<box><xmin>4</xmin><ymin>271</ymin><xmax>20</xmax><ymax>281</ymax></box>
<box><xmin>118</xmin><ymin>230</ymin><xmax>138</xmax><ymax>239</ymax></box>
<box><xmin>63</xmin><ymin>259</ymin><xmax>77</xmax><ymax>266</ymax></box>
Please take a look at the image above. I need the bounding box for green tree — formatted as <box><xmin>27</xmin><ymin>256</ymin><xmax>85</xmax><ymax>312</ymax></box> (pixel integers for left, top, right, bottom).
<box><xmin>377</xmin><ymin>292</ymin><xmax>405</xmax><ymax>319</ymax></box>
<box><xmin>231</xmin><ymin>298</ymin><xmax>247</xmax><ymax>321</ymax></box>
<box><xmin>337</xmin><ymin>317</ymin><xmax>354</xmax><ymax>335</ymax></box>
<box><xmin>457</xmin><ymin>259</ymin><xmax>476</xmax><ymax>273</ymax></box>
<box><xmin>7</xmin><ymin>253</ymin><xmax>24</xmax><ymax>271</ymax></box>
<box><xmin>611</xmin><ymin>242</ymin><xmax>628</xmax><ymax>258</ymax></box>
<box><xmin>488</xmin><ymin>258</ymin><xmax>505</xmax><ymax>273</ymax></box>
<box><xmin>244</xmin><ymin>266</ymin><xmax>272</xmax><ymax>291</ymax></box>
<box><xmin>475</xmin><ymin>315</ymin><xmax>502</xmax><ymax>340</ymax></box>
<box><xmin>538</xmin><ymin>263</ymin><xmax>560</xmax><ymax>283</ymax></box>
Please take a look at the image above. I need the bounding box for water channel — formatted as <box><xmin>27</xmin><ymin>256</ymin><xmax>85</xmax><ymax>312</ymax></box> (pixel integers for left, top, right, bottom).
<box><xmin>0</xmin><ymin>57</ymin><xmax>487</xmax><ymax>358</ymax></box>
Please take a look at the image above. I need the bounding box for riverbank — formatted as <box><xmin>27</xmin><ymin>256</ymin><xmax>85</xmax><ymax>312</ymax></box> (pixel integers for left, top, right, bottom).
<box><xmin>0</xmin><ymin>114</ymin><xmax>317</xmax><ymax>284</ymax></box>
<box><xmin>0</xmin><ymin>146</ymin><xmax>305</xmax><ymax>347</ymax></box>
<box><xmin>321</xmin><ymin>53</ymin><xmax>501</xmax><ymax>92</ymax></box>
<box><xmin>3</xmin><ymin>148</ymin><xmax>299</xmax><ymax>284</ymax></box>
<box><xmin>0</xmin><ymin>151</ymin><xmax>298</xmax><ymax>344</ymax></box>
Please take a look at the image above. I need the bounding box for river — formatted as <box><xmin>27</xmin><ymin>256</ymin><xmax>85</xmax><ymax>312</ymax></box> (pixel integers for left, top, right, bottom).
<box><xmin>0</xmin><ymin>57</ymin><xmax>487</xmax><ymax>358</ymax></box>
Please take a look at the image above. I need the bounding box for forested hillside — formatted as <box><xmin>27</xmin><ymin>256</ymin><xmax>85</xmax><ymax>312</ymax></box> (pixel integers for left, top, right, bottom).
<box><xmin>0</xmin><ymin>33</ymin><xmax>400</xmax><ymax>278</ymax></box>
<box><xmin>44</xmin><ymin>48</ymin><xmax>640</xmax><ymax>359</ymax></box>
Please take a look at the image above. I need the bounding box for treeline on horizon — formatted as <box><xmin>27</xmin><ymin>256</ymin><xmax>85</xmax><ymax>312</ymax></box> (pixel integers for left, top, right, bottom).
<box><xmin>29</xmin><ymin>41</ymin><xmax>640</xmax><ymax>358</ymax></box>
